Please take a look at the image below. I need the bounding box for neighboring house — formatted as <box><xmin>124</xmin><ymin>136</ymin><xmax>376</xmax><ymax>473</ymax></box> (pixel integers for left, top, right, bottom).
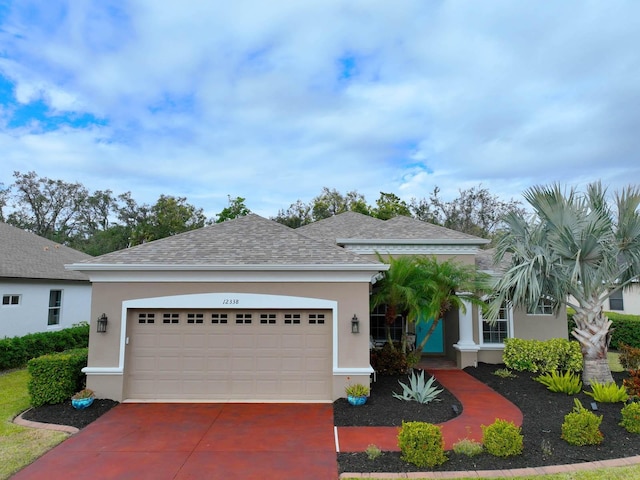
<box><xmin>0</xmin><ymin>222</ymin><xmax>92</xmax><ymax>338</ymax></box>
<box><xmin>607</xmin><ymin>282</ymin><xmax>640</xmax><ymax>316</ymax></box>
<box><xmin>68</xmin><ymin>212</ymin><xmax>567</xmax><ymax>403</ymax></box>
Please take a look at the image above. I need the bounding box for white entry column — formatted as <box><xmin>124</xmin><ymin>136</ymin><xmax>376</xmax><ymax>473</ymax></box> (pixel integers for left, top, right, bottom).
<box><xmin>453</xmin><ymin>298</ymin><xmax>479</xmax><ymax>368</ymax></box>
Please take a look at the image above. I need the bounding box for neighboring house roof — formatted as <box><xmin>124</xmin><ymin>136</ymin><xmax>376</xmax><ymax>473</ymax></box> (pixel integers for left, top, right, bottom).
<box><xmin>71</xmin><ymin>214</ymin><xmax>384</xmax><ymax>271</ymax></box>
<box><xmin>298</xmin><ymin>212</ymin><xmax>489</xmax><ymax>246</ymax></box>
<box><xmin>476</xmin><ymin>248</ymin><xmax>511</xmax><ymax>274</ymax></box>
<box><xmin>0</xmin><ymin>222</ymin><xmax>91</xmax><ymax>282</ymax></box>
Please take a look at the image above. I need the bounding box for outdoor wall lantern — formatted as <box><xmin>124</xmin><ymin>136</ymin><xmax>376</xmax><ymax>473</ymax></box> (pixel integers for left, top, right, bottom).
<box><xmin>351</xmin><ymin>314</ymin><xmax>360</xmax><ymax>334</ymax></box>
<box><xmin>96</xmin><ymin>313</ymin><xmax>108</xmax><ymax>333</ymax></box>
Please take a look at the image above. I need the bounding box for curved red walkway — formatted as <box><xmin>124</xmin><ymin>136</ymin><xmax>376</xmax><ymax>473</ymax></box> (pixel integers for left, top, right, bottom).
<box><xmin>335</xmin><ymin>368</ymin><xmax>523</xmax><ymax>452</ymax></box>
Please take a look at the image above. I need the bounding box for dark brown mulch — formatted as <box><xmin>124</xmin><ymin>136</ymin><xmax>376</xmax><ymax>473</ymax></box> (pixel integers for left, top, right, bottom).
<box><xmin>22</xmin><ymin>399</ymin><xmax>119</xmax><ymax>429</ymax></box>
<box><xmin>334</xmin><ymin>370</ymin><xmax>461</xmax><ymax>426</ymax></box>
<box><xmin>337</xmin><ymin>363</ymin><xmax>639</xmax><ymax>474</ymax></box>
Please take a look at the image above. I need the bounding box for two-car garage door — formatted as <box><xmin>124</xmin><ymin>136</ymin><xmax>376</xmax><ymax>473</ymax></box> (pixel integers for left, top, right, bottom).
<box><xmin>124</xmin><ymin>308</ymin><xmax>332</xmax><ymax>401</ymax></box>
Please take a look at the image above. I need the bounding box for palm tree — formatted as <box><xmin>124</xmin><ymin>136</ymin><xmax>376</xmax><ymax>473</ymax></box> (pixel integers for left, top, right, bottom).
<box><xmin>487</xmin><ymin>182</ymin><xmax>640</xmax><ymax>385</ymax></box>
<box><xmin>413</xmin><ymin>256</ymin><xmax>491</xmax><ymax>355</ymax></box>
<box><xmin>370</xmin><ymin>255</ymin><xmax>427</xmax><ymax>350</ymax></box>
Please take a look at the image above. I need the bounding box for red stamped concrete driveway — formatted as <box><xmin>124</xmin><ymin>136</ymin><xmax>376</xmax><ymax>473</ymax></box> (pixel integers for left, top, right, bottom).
<box><xmin>12</xmin><ymin>403</ymin><xmax>338</xmax><ymax>480</ymax></box>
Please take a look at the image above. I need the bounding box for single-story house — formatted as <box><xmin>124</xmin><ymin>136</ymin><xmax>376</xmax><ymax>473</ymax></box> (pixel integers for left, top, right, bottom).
<box><xmin>607</xmin><ymin>282</ymin><xmax>640</xmax><ymax>316</ymax></box>
<box><xmin>0</xmin><ymin>221</ymin><xmax>92</xmax><ymax>338</ymax></box>
<box><xmin>68</xmin><ymin>212</ymin><xmax>567</xmax><ymax>403</ymax></box>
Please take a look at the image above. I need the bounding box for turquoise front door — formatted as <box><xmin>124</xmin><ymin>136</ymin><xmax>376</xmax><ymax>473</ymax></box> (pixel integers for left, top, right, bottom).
<box><xmin>415</xmin><ymin>317</ymin><xmax>444</xmax><ymax>354</ymax></box>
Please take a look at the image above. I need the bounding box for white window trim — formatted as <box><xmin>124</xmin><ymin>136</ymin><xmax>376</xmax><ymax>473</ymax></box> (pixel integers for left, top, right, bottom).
<box><xmin>2</xmin><ymin>294</ymin><xmax>21</xmax><ymax>306</ymax></box>
<box><xmin>526</xmin><ymin>298</ymin><xmax>554</xmax><ymax>316</ymax></box>
<box><xmin>47</xmin><ymin>290</ymin><xmax>63</xmax><ymax>328</ymax></box>
<box><xmin>478</xmin><ymin>303</ymin><xmax>514</xmax><ymax>348</ymax></box>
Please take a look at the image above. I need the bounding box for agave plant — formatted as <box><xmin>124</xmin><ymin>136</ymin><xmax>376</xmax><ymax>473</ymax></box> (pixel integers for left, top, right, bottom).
<box><xmin>393</xmin><ymin>370</ymin><xmax>443</xmax><ymax>404</ymax></box>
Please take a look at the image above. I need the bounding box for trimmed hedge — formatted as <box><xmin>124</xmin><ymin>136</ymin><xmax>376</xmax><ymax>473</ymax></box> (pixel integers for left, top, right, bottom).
<box><xmin>27</xmin><ymin>348</ymin><xmax>88</xmax><ymax>407</ymax></box>
<box><xmin>567</xmin><ymin>309</ymin><xmax>640</xmax><ymax>349</ymax></box>
<box><xmin>0</xmin><ymin>323</ymin><xmax>89</xmax><ymax>371</ymax></box>
<box><xmin>503</xmin><ymin>338</ymin><xmax>583</xmax><ymax>373</ymax></box>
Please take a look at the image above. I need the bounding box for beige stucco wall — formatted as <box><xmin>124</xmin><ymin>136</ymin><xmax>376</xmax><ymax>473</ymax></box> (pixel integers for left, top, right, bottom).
<box><xmin>86</xmin><ymin>280</ymin><xmax>371</xmax><ymax>401</ymax></box>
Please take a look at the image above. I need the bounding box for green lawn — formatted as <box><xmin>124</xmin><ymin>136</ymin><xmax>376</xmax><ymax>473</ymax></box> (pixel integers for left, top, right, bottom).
<box><xmin>344</xmin><ymin>467</ymin><xmax>640</xmax><ymax>479</ymax></box>
<box><xmin>0</xmin><ymin>369</ymin><xmax>67</xmax><ymax>480</ymax></box>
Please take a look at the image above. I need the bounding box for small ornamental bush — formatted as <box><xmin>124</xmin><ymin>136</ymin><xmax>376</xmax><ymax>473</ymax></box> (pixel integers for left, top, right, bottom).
<box><xmin>624</xmin><ymin>369</ymin><xmax>640</xmax><ymax>398</ymax></box>
<box><xmin>393</xmin><ymin>370</ymin><xmax>443</xmax><ymax>404</ymax></box>
<box><xmin>535</xmin><ymin>370</ymin><xmax>582</xmax><ymax>395</ymax></box>
<box><xmin>561</xmin><ymin>399</ymin><xmax>603</xmax><ymax>446</ymax></box>
<box><xmin>397</xmin><ymin>421</ymin><xmax>447</xmax><ymax>468</ymax></box>
<box><xmin>503</xmin><ymin>338</ymin><xmax>582</xmax><ymax>373</ymax></box>
<box><xmin>619</xmin><ymin>343</ymin><xmax>640</xmax><ymax>370</ymax></box>
<box><xmin>620</xmin><ymin>402</ymin><xmax>640</xmax><ymax>434</ymax></box>
<box><xmin>365</xmin><ymin>444</ymin><xmax>382</xmax><ymax>460</ymax></box>
<box><xmin>370</xmin><ymin>343</ymin><xmax>409</xmax><ymax>375</ymax></box>
<box><xmin>452</xmin><ymin>438</ymin><xmax>483</xmax><ymax>456</ymax></box>
<box><xmin>493</xmin><ymin>368</ymin><xmax>517</xmax><ymax>378</ymax></box>
<box><xmin>584</xmin><ymin>380</ymin><xmax>628</xmax><ymax>403</ymax></box>
<box><xmin>27</xmin><ymin>348</ymin><xmax>88</xmax><ymax>407</ymax></box>
<box><xmin>481</xmin><ymin>419</ymin><xmax>523</xmax><ymax>457</ymax></box>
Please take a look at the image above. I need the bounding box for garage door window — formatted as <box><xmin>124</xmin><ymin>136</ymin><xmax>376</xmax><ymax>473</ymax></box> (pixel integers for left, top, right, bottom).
<box><xmin>187</xmin><ymin>313</ymin><xmax>204</xmax><ymax>324</ymax></box>
<box><xmin>138</xmin><ymin>313</ymin><xmax>155</xmax><ymax>324</ymax></box>
<box><xmin>163</xmin><ymin>313</ymin><xmax>180</xmax><ymax>324</ymax></box>
<box><xmin>211</xmin><ymin>313</ymin><xmax>228</xmax><ymax>324</ymax></box>
<box><xmin>260</xmin><ymin>313</ymin><xmax>277</xmax><ymax>324</ymax></box>
<box><xmin>284</xmin><ymin>313</ymin><xmax>301</xmax><ymax>324</ymax></box>
<box><xmin>236</xmin><ymin>313</ymin><xmax>252</xmax><ymax>324</ymax></box>
<box><xmin>309</xmin><ymin>313</ymin><xmax>325</xmax><ymax>324</ymax></box>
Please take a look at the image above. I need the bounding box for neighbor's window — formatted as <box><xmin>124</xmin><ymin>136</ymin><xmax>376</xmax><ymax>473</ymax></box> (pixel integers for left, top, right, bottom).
<box><xmin>2</xmin><ymin>294</ymin><xmax>20</xmax><ymax>306</ymax></box>
<box><xmin>48</xmin><ymin>290</ymin><xmax>62</xmax><ymax>326</ymax></box>
<box><xmin>481</xmin><ymin>303</ymin><xmax>510</xmax><ymax>344</ymax></box>
<box><xmin>528</xmin><ymin>298</ymin><xmax>554</xmax><ymax>315</ymax></box>
<box><xmin>609</xmin><ymin>289</ymin><xmax>624</xmax><ymax>311</ymax></box>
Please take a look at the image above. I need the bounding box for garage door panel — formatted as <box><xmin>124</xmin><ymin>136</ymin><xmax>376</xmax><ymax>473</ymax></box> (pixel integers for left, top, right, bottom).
<box><xmin>125</xmin><ymin>308</ymin><xmax>332</xmax><ymax>401</ymax></box>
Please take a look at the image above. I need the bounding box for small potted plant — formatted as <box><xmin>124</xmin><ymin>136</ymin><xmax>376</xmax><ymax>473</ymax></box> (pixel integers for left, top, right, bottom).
<box><xmin>345</xmin><ymin>379</ymin><xmax>370</xmax><ymax>406</ymax></box>
<box><xmin>71</xmin><ymin>388</ymin><xmax>95</xmax><ymax>410</ymax></box>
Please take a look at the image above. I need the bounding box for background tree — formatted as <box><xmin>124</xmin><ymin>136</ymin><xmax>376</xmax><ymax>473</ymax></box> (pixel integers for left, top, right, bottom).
<box><xmin>215</xmin><ymin>196</ymin><xmax>251</xmax><ymax>223</ymax></box>
<box><xmin>487</xmin><ymin>182</ymin><xmax>640</xmax><ymax>384</ymax></box>
<box><xmin>311</xmin><ymin>187</ymin><xmax>370</xmax><ymax>220</ymax></box>
<box><xmin>272</xmin><ymin>200</ymin><xmax>313</xmax><ymax>228</ymax></box>
<box><xmin>427</xmin><ymin>185</ymin><xmax>526</xmax><ymax>239</ymax></box>
<box><xmin>0</xmin><ymin>182</ymin><xmax>9</xmax><ymax>222</ymax></box>
<box><xmin>7</xmin><ymin>171</ymin><xmax>89</xmax><ymax>244</ymax></box>
<box><xmin>372</xmin><ymin>192</ymin><xmax>411</xmax><ymax>220</ymax></box>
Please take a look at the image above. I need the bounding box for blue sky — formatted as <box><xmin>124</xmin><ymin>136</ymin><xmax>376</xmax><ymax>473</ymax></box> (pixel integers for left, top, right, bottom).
<box><xmin>1</xmin><ymin>1</ymin><xmax>639</xmax><ymax>219</ymax></box>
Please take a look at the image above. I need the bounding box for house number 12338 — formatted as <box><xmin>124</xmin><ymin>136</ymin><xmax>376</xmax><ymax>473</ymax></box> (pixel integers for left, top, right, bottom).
<box><xmin>222</xmin><ymin>299</ymin><xmax>239</xmax><ymax>304</ymax></box>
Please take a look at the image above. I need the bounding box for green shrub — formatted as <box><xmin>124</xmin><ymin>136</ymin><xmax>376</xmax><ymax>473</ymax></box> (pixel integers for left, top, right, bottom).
<box><xmin>452</xmin><ymin>438</ymin><xmax>483</xmax><ymax>456</ymax></box>
<box><xmin>584</xmin><ymin>380</ymin><xmax>628</xmax><ymax>403</ymax></box>
<box><xmin>619</xmin><ymin>343</ymin><xmax>640</xmax><ymax>370</ymax></box>
<box><xmin>392</xmin><ymin>370</ymin><xmax>443</xmax><ymax>404</ymax></box>
<box><xmin>503</xmin><ymin>338</ymin><xmax>582</xmax><ymax>373</ymax></box>
<box><xmin>397</xmin><ymin>421</ymin><xmax>447</xmax><ymax>468</ymax></box>
<box><xmin>370</xmin><ymin>343</ymin><xmax>409</xmax><ymax>375</ymax></box>
<box><xmin>365</xmin><ymin>444</ymin><xmax>382</xmax><ymax>460</ymax></box>
<box><xmin>568</xmin><ymin>310</ymin><xmax>640</xmax><ymax>349</ymax></box>
<box><xmin>27</xmin><ymin>348</ymin><xmax>88</xmax><ymax>407</ymax></box>
<box><xmin>561</xmin><ymin>399</ymin><xmax>603</xmax><ymax>446</ymax></box>
<box><xmin>620</xmin><ymin>402</ymin><xmax>640</xmax><ymax>434</ymax></box>
<box><xmin>493</xmin><ymin>368</ymin><xmax>517</xmax><ymax>378</ymax></box>
<box><xmin>481</xmin><ymin>419</ymin><xmax>523</xmax><ymax>457</ymax></box>
<box><xmin>535</xmin><ymin>370</ymin><xmax>582</xmax><ymax>395</ymax></box>
<box><xmin>0</xmin><ymin>324</ymin><xmax>90</xmax><ymax>371</ymax></box>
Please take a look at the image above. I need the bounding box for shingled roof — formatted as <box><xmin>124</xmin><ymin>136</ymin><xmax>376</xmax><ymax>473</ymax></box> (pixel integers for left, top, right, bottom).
<box><xmin>0</xmin><ymin>222</ymin><xmax>91</xmax><ymax>281</ymax></box>
<box><xmin>72</xmin><ymin>214</ymin><xmax>383</xmax><ymax>268</ymax></box>
<box><xmin>298</xmin><ymin>212</ymin><xmax>489</xmax><ymax>245</ymax></box>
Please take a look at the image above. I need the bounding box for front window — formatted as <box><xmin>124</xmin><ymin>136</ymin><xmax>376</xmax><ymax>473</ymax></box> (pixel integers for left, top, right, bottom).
<box><xmin>2</xmin><ymin>294</ymin><xmax>20</xmax><ymax>306</ymax></box>
<box><xmin>528</xmin><ymin>298</ymin><xmax>554</xmax><ymax>315</ymax></box>
<box><xmin>48</xmin><ymin>290</ymin><xmax>62</xmax><ymax>326</ymax></box>
<box><xmin>609</xmin><ymin>289</ymin><xmax>624</xmax><ymax>311</ymax></box>
<box><xmin>481</xmin><ymin>302</ymin><xmax>511</xmax><ymax>344</ymax></box>
<box><xmin>370</xmin><ymin>305</ymin><xmax>403</xmax><ymax>346</ymax></box>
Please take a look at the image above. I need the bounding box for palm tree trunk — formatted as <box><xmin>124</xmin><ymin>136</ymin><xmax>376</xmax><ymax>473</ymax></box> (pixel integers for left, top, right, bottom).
<box><xmin>571</xmin><ymin>308</ymin><xmax>614</xmax><ymax>385</ymax></box>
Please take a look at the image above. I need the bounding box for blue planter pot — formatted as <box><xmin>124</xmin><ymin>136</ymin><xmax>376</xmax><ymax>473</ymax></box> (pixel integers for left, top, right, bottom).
<box><xmin>72</xmin><ymin>397</ymin><xmax>94</xmax><ymax>410</ymax></box>
<box><xmin>347</xmin><ymin>395</ymin><xmax>367</xmax><ymax>406</ymax></box>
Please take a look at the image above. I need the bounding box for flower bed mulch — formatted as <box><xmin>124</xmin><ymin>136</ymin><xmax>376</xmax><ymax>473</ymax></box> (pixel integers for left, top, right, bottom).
<box><xmin>336</xmin><ymin>363</ymin><xmax>639</xmax><ymax>474</ymax></box>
